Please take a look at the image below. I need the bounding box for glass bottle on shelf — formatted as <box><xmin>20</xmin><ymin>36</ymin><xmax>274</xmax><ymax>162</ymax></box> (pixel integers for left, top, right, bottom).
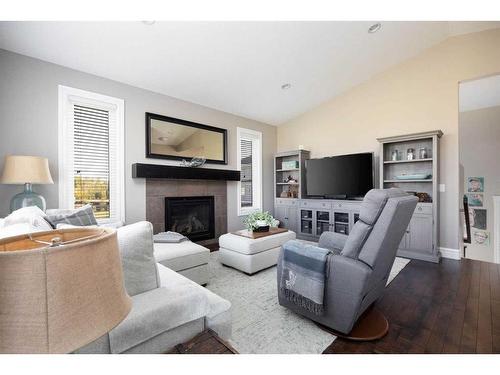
<box><xmin>391</xmin><ymin>150</ymin><xmax>399</xmax><ymax>161</ymax></box>
<box><xmin>407</xmin><ymin>148</ymin><xmax>415</xmax><ymax>160</ymax></box>
<box><xmin>419</xmin><ymin>147</ymin><xmax>427</xmax><ymax>159</ymax></box>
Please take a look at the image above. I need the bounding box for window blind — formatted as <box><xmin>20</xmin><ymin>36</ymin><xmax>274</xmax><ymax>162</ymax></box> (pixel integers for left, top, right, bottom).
<box><xmin>240</xmin><ymin>139</ymin><xmax>253</xmax><ymax>208</ymax></box>
<box><xmin>73</xmin><ymin>104</ymin><xmax>110</xmax><ymax>219</ymax></box>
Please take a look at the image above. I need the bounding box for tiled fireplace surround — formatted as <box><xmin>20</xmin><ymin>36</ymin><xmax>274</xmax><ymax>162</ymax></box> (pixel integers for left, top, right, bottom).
<box><xmin>145</xmin><ymin>179</ymin><xmax>227</xmax><ymax>244</ymax></box>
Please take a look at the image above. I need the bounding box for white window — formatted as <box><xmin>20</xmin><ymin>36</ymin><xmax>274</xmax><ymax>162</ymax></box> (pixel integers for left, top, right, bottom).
<box><xmin>58</xmin><ymin>86</ymin><xmax>125</xmax><ymax>224</ymax></box>
<box><xmin>237</xmin><ymin>127</ymin><xmax>262</xmax><ymax>216</ymax></box>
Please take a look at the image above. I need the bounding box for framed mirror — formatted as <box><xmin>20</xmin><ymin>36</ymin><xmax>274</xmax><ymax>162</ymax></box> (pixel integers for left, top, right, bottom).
<box><xmin>146</xmin><ymin>112</ymin><xmax>228</xmax><ymax>164</ymax></box>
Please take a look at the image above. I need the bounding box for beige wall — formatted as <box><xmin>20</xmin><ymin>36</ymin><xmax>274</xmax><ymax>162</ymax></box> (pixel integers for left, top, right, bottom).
<box><xmin>0</xmin><ymin>49</ymin><xmax>277</xmax><ymax>231</ymax></box>
<box><xmin>459</xmin><ymin>105</ymin><xmax>500</xmax><ymax>262</ymax></box>
<box><xmin>277</xmin><ymin>28</ymin><xmax>500</xmax><ymax>251</ymax></box>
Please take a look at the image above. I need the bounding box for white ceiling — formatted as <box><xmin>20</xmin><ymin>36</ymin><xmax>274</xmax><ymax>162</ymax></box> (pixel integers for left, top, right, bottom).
<box><xmin>0</xmin><ymin>21</ymin><xmax>499</xmax><ymax>125</ymax></box>
<box><xmin>459</xmin><ymin>74</ymin><xmax>500</xmax><ymax>112</ymax></box>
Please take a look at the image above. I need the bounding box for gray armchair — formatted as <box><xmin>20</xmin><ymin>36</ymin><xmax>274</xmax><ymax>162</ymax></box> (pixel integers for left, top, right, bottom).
<box><xmin>277</xmin><ymin>188</ymin><xmax>418</xmax><ymax>335</ymax></box>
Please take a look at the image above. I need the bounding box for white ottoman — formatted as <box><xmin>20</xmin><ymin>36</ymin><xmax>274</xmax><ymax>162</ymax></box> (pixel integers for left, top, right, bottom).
<box><xmin>218</xmin><ymin>230</ymin><xmax>296</xmax><ymax>274</ymax></box>
<box><xmin>154</xmin><ymin>241</ymin><xmax>210</xmax><ymax>285</ymax></box>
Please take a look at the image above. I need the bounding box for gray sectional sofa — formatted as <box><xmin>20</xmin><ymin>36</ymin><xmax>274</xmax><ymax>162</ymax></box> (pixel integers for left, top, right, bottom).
<box><xmin>76</xmin><ymin>221</ymin><xmax>231</xmax><ymax>354</ymax></box>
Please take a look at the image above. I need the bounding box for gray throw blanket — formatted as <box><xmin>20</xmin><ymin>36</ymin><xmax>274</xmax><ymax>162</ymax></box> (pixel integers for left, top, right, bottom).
<box><xmin>153</xmin><ymin>231</ymin><xmax>188</xmax><ymax>243</ymax></box>
<box><xmin>280</xmin><ymin>240</ymin><xmax>331</xmax><ymax>315</ymax></box>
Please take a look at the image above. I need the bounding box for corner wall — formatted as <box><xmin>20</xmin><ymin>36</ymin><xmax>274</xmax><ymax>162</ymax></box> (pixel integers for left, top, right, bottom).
<box><xmin>0</xmin><ymin>49</ymin><xmax>277</xmax><ymax>231</ymax></box>
<box><xmin>277</xmin><ymin>28</ymin><xmax>500</xmax><ymax>251</ymax></box>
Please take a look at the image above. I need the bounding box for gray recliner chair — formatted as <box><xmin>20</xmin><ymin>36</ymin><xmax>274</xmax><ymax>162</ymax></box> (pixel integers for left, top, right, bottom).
<box><xmin>277</xmin><ymin>188</ymin><xmax>418</xmax><ymax>334</ymax></box>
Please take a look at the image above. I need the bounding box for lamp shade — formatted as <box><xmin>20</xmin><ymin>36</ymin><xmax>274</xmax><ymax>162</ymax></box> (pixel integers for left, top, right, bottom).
<box><xmin>1</xmin><ymin>155</ymin><xmax>54</xmax><ymax>184</ymax></box>
<box><xmin>0</xmin><ymin>227</ymin><xmax>132</xmax><ymax>353</ymax></box>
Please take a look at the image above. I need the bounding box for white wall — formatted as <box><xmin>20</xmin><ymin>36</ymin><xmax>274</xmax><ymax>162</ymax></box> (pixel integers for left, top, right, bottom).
<box><xmin>459</xmin><ymin>104</ymin><xmax>500</xmax><ymax>262</ymax></box>
<box><xmin>0</xmin><ymin>49</ymin><xmax>277</xmax><ymax>231</ymax></box>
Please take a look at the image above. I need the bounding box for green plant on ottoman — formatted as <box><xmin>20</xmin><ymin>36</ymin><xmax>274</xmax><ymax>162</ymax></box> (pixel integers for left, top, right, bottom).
<box><xmin>243</xmin><ymin>211</ymin><xmax>279</xmax><ymax>232</ymax></box>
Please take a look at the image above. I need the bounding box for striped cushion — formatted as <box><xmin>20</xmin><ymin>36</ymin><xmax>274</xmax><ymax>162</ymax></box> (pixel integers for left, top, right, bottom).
<box><xmin>46</xmin><ymin>204</ymin><xmax>98</xmax><ymax>228</ymax></box>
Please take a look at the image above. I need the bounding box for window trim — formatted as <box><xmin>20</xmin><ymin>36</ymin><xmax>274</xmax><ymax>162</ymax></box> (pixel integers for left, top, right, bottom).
<box><xmin>236</xmin><ymin>127</ymin><xmax>263</xmax><ymax>216</ymax></box>
<box><xmin>58</xmin><ymin>85</ymin><xmax>125</xmax><ymax>224</ymax></box>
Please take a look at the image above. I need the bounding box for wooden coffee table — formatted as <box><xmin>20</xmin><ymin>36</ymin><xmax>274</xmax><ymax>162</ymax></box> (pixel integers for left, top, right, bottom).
<box><xmin>166</xmin><ymin>329</ymin><xmax>238</xmax><ymax>354</ymax></box>
<box><xmin>232</xmin><ymin>227</ymin><xmax>288</xmax><ymax>239</ymax></box>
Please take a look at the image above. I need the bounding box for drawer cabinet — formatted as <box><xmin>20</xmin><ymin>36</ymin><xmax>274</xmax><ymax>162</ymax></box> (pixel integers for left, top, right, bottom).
<box><xmin>276</xmin><ymin>198</ymin><xmax>298</xmax><ymax>207</ymax></box>
<box><xmin>299</xmin><ymin>200</ymin><xmax>332</xmax><ymax>210</ymax></box>
<box><xmin>414</xmin><ymin>203</ymin><xmax>432</xmax><ymax>215</ymax></box>
<box><xmin>331</xmin><ymin>201</ymin><xmax>358</xmax><ymax>210</ymax></box>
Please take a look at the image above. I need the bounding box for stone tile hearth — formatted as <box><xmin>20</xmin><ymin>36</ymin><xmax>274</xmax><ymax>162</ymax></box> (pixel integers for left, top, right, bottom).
<box><xmin>145</xmin><ymin>179</ymin><xmax>227</xmax><ymax>243</ymax></box>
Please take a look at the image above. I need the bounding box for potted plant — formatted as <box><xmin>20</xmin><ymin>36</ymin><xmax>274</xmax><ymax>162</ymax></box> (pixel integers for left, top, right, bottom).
<box><xmin>243</xmin><ymin>211</ymin><xmax>279</xmax><ymax>232</ymax></box>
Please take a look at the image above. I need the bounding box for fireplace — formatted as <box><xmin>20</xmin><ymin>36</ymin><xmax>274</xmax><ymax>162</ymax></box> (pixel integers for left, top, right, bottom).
<box><xmin>165</xmin><ymin>196</ymin><xmax>215</xmax><ymax>242</ymax></box>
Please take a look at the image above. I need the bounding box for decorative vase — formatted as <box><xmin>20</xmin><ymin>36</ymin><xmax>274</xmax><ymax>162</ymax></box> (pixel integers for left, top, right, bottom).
<box><xmin>10</xmin><ymin>183</ymin><xmax>46</xmax><ymax>213</ymax></box>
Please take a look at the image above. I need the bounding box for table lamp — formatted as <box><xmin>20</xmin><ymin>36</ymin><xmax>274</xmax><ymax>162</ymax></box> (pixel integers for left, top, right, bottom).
<box><xmin>0</xmin><ymin>227</ymin><xmax>132</xmax><ymax>353</ymax></box>
<box><xmin>0</xmin><ymin>155</ymin><xmax>54</xmax><ymax>212</ymax></box>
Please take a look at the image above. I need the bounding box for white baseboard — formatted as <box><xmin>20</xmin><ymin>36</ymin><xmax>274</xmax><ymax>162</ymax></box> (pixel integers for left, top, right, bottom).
<box><xmin>439</xmin><ymin>247</ymin><xmax>461</xmax><ymax>260</ymax></box>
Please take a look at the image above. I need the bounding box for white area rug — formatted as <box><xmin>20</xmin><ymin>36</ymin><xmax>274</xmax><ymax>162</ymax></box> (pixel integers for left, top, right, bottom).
<box><xmin>206</xmin><ymin>251</ymin><xmax>410</xmax><ymax>354</ymax></box>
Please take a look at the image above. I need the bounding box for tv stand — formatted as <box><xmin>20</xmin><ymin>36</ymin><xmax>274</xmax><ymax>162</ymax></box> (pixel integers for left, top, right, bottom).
<box><xmin>324</xmin><ymin>194</ymin><xmax>347</xmax><ymax>200</ymax></box>
<box><xmin>347</xmin><ymin>196</ymin><xmax>365</xmax><ymax>201</ymax></box>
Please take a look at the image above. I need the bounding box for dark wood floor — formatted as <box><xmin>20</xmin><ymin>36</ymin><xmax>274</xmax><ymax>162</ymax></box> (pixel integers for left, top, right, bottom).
<box><xmin>323</xmin><ymin>258</ymin><xmax>500</xmax><ymax>354</ymax></box>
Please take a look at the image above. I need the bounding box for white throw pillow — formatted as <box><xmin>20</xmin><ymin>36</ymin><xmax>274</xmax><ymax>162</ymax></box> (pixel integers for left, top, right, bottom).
<box><xmin>0</xmin><ymin>223</ymin><xmax>36</xmax><ymax>239</ymax></box>
<box><xmin>3</xmin><ymin>206</ymin><xmax>53</xmax><ymax>232</ymax></box>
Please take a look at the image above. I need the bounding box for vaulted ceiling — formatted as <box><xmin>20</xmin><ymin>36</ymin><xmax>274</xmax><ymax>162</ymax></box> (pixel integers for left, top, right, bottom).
<box><xmin>1</xmin><ymin>21</ymin><xmax>499</xmax><ymax>125</ymax></box>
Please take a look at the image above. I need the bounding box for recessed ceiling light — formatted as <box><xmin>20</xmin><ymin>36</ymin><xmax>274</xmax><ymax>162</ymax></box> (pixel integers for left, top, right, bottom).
<box><xmin>142</xmin><ymin>21</ymin><xmax>156</xmax><ymax>26</ymax></box>
<box><xmin>281</xmin><ymin>83</ymin><xmax>292</xmax><ymax>90</ymax></box>
<box><xmin>158</xmin><ymin>136</ymin><xmax>168</xmax><ymax>142</ymax></box>
<box><xmin>368</xmin><ymin>23</ymin><xmax>382</xmax><ymax>34</ymax></box>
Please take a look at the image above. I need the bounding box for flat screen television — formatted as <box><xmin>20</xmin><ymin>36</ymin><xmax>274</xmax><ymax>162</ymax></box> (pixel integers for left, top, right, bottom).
<box><xmin>305</xmin><ymin>153</ymin><xmax>374</xmax><ymax>199</ymax></box>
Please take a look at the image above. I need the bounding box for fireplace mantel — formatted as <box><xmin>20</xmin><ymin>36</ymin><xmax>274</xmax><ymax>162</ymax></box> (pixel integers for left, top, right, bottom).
<box><xmin>132</xmin><ymin>163</ymin><xmax>240</xmax><ymax>181</ymax></box>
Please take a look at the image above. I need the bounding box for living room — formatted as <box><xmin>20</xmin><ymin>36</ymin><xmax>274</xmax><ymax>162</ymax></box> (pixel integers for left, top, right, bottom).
<box><xmin>1</xmin><ymin>1</ymin><xmax>500</xmax><ymax>373</ymax></box>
